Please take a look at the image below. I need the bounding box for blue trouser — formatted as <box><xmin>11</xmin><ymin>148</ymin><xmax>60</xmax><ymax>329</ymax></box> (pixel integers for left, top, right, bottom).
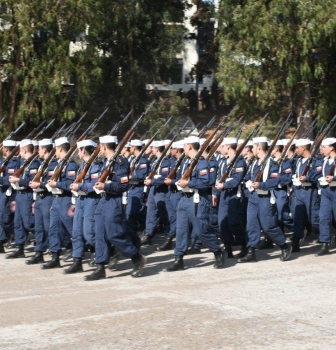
<box><xmin>274</xmin><ymin>188</ymin><xmax>293</xmax><ymax>229</ymax></box>
<box><xmin>174</xmin><ymin>194</ymin><xmax>220</xmax><ymax>256</ymax></box>
<box><xmin>145</xmin><ymin>185</ymin><xmax>170</xmax><ymax>236</ymax></box>
<box><xmin>292</xmin><ymin>187</ymin><xmax>320</xmax><ymax>240</ymax></box>
<box><xmin>0</xmin><ymin>188</ymin><xmax>15</xmax><ymax>241</ymax></box>
<box><xmin>48</xmin><ymin>196</ymin><xmax>73</xmax><ymax>253</ymax></box>
<box><xmin>318</xmin><ymin>187</ymin><xmax>336</xmax><ymax>243</ymax></box>
<box><xmin>166</xmin><ymin>189</ymin><xmax>183</xmax><ymax>238</ymax></box>
<box><xmin>246</xmin><ymin>191</ymin><xmax>285</xmax><ymax>248</ymax></box>
<box><xmin>126</xmin><ymin>185</ymin><xmax>146</xmax><ymax>232</ymax></box>
<box><xmin>95</xmin><ymin>195</ymin><xmax>138</xmax><ymax>264</ymax></box>
<box><xmin>14</xmin><ymin>191</ymin><xmax>35</xmax><ymax>245</ymax></box>
<box><xmin>218</xmin><ymin>190</ymin><xmax>246</xmax><ymax>245</ymax></box>
<box><xmin>34</xmin><ymin>193</ymin><xmax>53</xmax><ymax>252</ymax></box>
<box><xmin>72</xmin><ymin>195</ymin><xmax>100</xmax><ymax>258</ymax></box>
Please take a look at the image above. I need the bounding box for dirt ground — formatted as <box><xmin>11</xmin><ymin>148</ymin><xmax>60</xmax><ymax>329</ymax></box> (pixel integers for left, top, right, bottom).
<box><xmin>0</xmin><ymin>234</ymin><xmax>335</xmax><ymax>350</ymax></box>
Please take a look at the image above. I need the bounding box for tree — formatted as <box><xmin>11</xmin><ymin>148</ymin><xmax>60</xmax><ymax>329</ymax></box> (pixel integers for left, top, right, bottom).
<box><xmin>216</xmin><ymin>0</ymin><xmax>336</xmax><ymax>125</ymax></box>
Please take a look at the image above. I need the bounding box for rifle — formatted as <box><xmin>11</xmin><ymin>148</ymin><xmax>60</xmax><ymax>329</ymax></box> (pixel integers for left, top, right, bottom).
<box><xmin>141</xmin><ymin>121</ymin><xmax>158</xmax><ymax>140</ymax></box>
<box><xmin>95</xmin><ymin>101</ymin><xmax>155</xmax><ymax>189</ymax></box>
<box><xmin>129</xmin><ymin>116</ymin><xmax>173</xmax><ymax>174</ymax></box>
<box><xmin>301</xmin><ymin>114</ymin><xmax>336</xmax><ymax>177</ymax></box>
<box><xmin>12</xmin><ymin>151</ymin><xmax>39</xmax><ymax>178</ymax></box>
<box><xmin>218</xmin><ymin>117</ymin><xmax>266</xmax><ymax>183</ymax></box>
<box><xmin>198</xmin><ymin>115</ymin><xmax>216</xmax><ymax>138</ymax></box>
<box><xmin>0</xmin><ymin>122</ymin><xmax>25</xmax><ymax>148</ymax></box>
<box><xmin>25</xmin><ymin>120</ymin><xmax>46</xmax><ymax>139</ymax></box>
<box><xmin>33</xmin><ymin>119</ymin><xmax>55</xmax><ymax>140</ymax></box>
<box><xmin>52</xmin><ymin>123</ymin><xmax>67</xmax><ymax>139</ymax></box>
<box><xmin>108</xmin><ymin>109</ymin><xmax>133</xmax><ymax>135</ymax></box>
<box><xmin>164</xmin><ymin>124</ymin><xmax>177</xmax><ymax>139</ymax></box>
<box><xmin>235</xmin><ymin>119</ymin><xmax>246</xmax><ymax>140</ymax></box>
<box><xmin>253</xmin><ymin>117</ymin><xmax>292</xmax><ymax>183</ymax></box>
<box><xmin>302</xmin><ymin>118</ymin><xmax>318</xmax><ymax>138</ymax></box>
<box><xmin>146</xmin><ymin>119</ymin><xmax>189</xmax><ymax>181</ymax></box>
<box><xmin>47</xmin><ymin>108</ymin><xmax>109</xmax><ymax>183</ymax></box>
<box><xmin>278</xmin><ymin>112</ymin><xmax>310</xmax><ymax>167</ymax></box>
<box><xmin>266</xmin><ymin>117</ymin><xmax>283</xmax><ymax>138</ymax></box>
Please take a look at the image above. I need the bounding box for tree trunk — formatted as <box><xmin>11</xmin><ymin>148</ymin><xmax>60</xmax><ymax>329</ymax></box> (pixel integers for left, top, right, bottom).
<box><xmin>8</xmin><ymin>48</ymin><xmax>20</xmax><ymax>130</ymax></box>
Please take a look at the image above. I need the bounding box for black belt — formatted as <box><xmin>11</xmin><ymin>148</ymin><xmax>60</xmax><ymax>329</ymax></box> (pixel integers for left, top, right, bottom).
<box><xmin>18</xmin><ymin>189</ymin><xmax>33</xmax><ymax>194</ymax></box>
<box><xmin>38</xmin><ymin>191</ymin><xmax>52</xmax><ymax>198</ymax></box>
<box><xmin>54</xmin><ymin>193</ymin><xmax>71</xmax><ymax>198</ymax></box>
<box><xmin>101</xmin><ymin>193</ymin><xmax>122</xmax><ymax>198</ymax></box>
<box><xmin>184</xmin><ymin>192</ymin><xmax>194</xmax><ymax>198</ymax></box>
<box><xmin>131</xmin><ymin>183</ymin><xmax>144</xmax><ymax>188</ymax></box>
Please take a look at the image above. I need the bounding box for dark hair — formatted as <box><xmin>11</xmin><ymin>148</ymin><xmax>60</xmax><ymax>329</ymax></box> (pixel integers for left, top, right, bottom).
<box><xmin>26</xmin><ymin>144</ymin><xmax>34</xmax><ymax>153</ymax></box>
<box><xmin>59</xmin><ymin>143</ymin><xmax>70</xmax><ymax>152</ymax></box>
<box><xmin>330</xmin><ymin>142</ymin><xmax>336</xmax><ymax>151</ymax></box>
<box><xmin>190</xmin><ymin>142</ymin><xmax>200</xmax><ymax>151</ymax></box>
<box><xmin>158</xmin><ymin>146</ymin><xmax>165</xmax><ymax>153</ymax></box>
<box><xmin>134</xmin><ymin>146</ymin><xmax>142</xmax><ymax>151</ymax></box>
<box><xmin>5</xmin><ymin>146</ymin><xmax>16</xmax><ymax>152</ymax></box>
<box><xmin>276</xmin><ymin>145</ymin><xmax>284</xmax><ymax>153</ymax></box>
<box><xmin>303</xmin><ymin>144</ymin><xmax>311</xmax><ymax>151</ymax></box>
<box><xmin>41</xmin><ymin>144</ymin><xmax>53</xmax><ymax>153</ymax></box>
<box><xmin>289</xmin><ymin>144</ymin><xmax>295</xmax><ymax>152</ymax></box>
<box><xmin>230</xmin><ymin>143</ymin><xmax>237</xmax><ymax>151</ymax></box>
<box><xmin>83</xmin><ymin>145</ymin><xmax>95</xmax><ymax>155</ymax></box>
<box><xmin>104</xmin><ymin>142</ymin><xmax>116</xmax><ymax>151</ymax></box>
<box><xmin>245</xmin><ymin>145</ymin><xmax>252</xmax><ymax>151</ymax></box>
<box><xmin>258</xmin><ymin>142</ymin><xmax>268</xmax><ymax>152</ymax></box>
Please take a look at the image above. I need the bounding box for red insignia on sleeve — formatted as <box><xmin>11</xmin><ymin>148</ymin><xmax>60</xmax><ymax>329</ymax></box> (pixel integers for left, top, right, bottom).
<box><xmin>140</xmin><ymin>164</ymin><xmax>147</xmax><ymax>168</ymax></box>
<box><xmin>8</xmin><ymin>169</ymin><xmax>14</xmax><ymax>174</ymax></box>
<box><xmin>235</xmin><ymin>167</ymin><xmax>243</xmax><ymax>173</ymax></box>
<box><xmin>316</xmin><ymin>166</ymin><xmax>322</xmax><ymax>172</ymax></box>
<box><xmin>271</xmin><ymin>173</ymin><xmax>278</xmax><ymax>178</ymax></box>
<box><xmin>48</xmin><ymin>171</ymin><xmax>54</xmax><ymax>176</ymax></box>
<box><xmin>162</xmin><ymin>167</ymin><xmax>169</xmax><ymax>172</ymax></box>
<box><xmin>30</xmin><ymin>169</ymin><xmax>37</xmax><ymax>174</ymax></box>
<box><xmin>199</xmin><ymin>169</ymin><xmax>208</xmax><ymax>176</ymax></box>
<box><xmin>284</xmin><ymin>168</ymin><xmax>292</xmax><ymax>174</ymax></box>
<box><xmin>210</xmin><ymin>167</ymin><xmax>215</xmax><ymax>173</ymax></box>
<box><xmin>91</xmin><ymin>173</ymin><xmax>99</xmax><ymax>179</ymax></box>
<box><xmin>121</xmin><ymin>176</ymin><xmax>129</xmax><ymax>183</ymax></box>
<box><xmin>68</xmin><ymin>171</ymin><xmax>76</xmax><ymax>176</ymax></box>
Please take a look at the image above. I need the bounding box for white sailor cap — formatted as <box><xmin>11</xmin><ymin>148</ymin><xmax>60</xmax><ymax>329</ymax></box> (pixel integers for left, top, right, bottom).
<box><xmin>39</xmin><ymin>139</ymin><xmax>54</xmax><ymax>147</ymax></box>
<box><xmin>55</xmin><ymin>137</ymin><xmax>69</xmax><ymax>147</ymax></box>
<box><xmin>20</xmin><ymin>139</ymin><xmax>33</xmax><ymax>148</ymax></box>
<box><xmin>276</xmin><ymin>139</ymin><xmax>286</xmax><ymax>146</ymax></box>
<box><xmin>184</xmin><ymin>136</ymin><xmax>200</xmax><ymax>144</ymax></box>
<box><xmin>152</xmin><ymin>140</ymin><xmax>165</xmax><ymax>147</ymax></box>
<box><xmin>253</xmin><ymin>136</ymin><xmax>268</xmax><ymax>144</ymax></box>
<box><xmin>32</xmin><ymin>140</ymin><xmax>39</xmax><ymax>146</ymax></box>
<box><xmin>295</xmin><ymin>138</ymin><xmax>311</xmax><ymax>147</ymax></box>
<box><xmin>199</xmin><ymin>138</ymin><xmax>207</xmax><ymax>146</ymax></box>
<box><xmin>222</xmin><ymin>137</ymin><xmax>238</xmax><ymax>145</ymax></box>
<box><xmin>77</xmin><ymin>139</ymin><xmax>97</xmax><ymax>148</ymax></box>
<box><xmin>99</xmin><ymin>135</ymin><xmax>118</xmax><ymax>144</ymax></box>
<box><xmin>164</xmin><ymin>139</ymin><xmax>171</xmax><ymax>145</ymax></box>
<box><xmin>124</xmin><ymin>142</ymin><xmax>131</xmax><ymax>148</ymax></box>
<box><xmin>172</xmin><ymin>141</ymin><xmax>185</xmax><ymax>149</ymax></box>
<box><xmin>238</xmin><ymin>139</ymin><xmax>245</xmax><ymax>145</ymax></box>
<box><xmin>321</xmin><ymin>137</ymin><xmax>336</xmax><ymax>146</ymax></box>
<box><xmin>142</xmin><ymin>139</ymin><xmax>150</xmax><ymax>146</ymax></box>
<box><xmin>3</xmin><ymin>140</ymin><xmax>17</xmax><ymax>147</ymax></box>
<box><xmin>245</xmin><ymin>141</ymin><xmax>253</xmax><ymax>147</ymax></box>
<box><xmin>130</xmin><ymin>139</ymin><xmax>143</xmax><ymax>147</ymax></box>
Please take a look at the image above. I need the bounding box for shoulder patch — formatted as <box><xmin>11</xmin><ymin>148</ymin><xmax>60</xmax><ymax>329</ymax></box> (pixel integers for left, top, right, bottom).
<box><xmin>284</xmin><ymin>168</ymin><xmax>292</xmax><ymax>174</ymax></box>
<box><xmin>140</xmin><ymin>164</ymin><xmax>147</xmax><ymax>169</ymax></box>
<box><xmin>316</xmin><ymin>166</ymin><xmax>322</xmax><ymax>172</ymax></box>
<box><xmin>199</xmin><ymin>169</ymin><xmax>208</xmax><ymax>176</ymax></box>
<box><xmin>271</xmin><ymin>173</ymin><xmax>278</xmax><ymax>178</ymax></box>
<box><xmin>30</xmin><ymin>169</ymin><xmax>37</xmax><ymax>174</ymax></box>
<box><xmin>235</xmin><ymin>167</ymin><xmax>243</xmax><ymax>173</ymax></box>
<box><xmin>91</xmin><ymin>173</ymin><xmax>99</xmax><ymax>179</ymax></box>
<box><xmin>121</xmin><ymin>176</ymin><xmax>129</xmax><ymax>183</ymax></box>
<box><xmin>68</xmin><ymin>171</ymin><xmax>76</xmax><ymax>177</ymax></box>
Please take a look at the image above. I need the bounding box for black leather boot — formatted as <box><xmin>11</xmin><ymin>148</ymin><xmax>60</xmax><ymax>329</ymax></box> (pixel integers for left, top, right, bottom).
<box><xmin>6</xmin><ymin>245</ymin><xmax>25</xmax><ymax>259</ymax></box>
<box><xmin>156</xmin><ymin>237</ymin><xmax>173</xmax><ymax>252</ymax></box>
<box><xmin>224</xmin><ymin>244</ymin><xmax>234</xmax><ymax>258</ymax></box>
<box><xmin>140</xmin><ymin>234</ymin><xmax>152</xmax><ymax>246</ymax></box>
<box><xmin>62</xmin><ymin>248</ymin><xmax>72</xmax><ymax>262</ymax></box>
<box><xmin>25</xmin><ymin>252</ymin><xmax>44</xmax><ymax>265</ymax></box>
<box><xmin>214</xmin><ymin>250</ymin><xmax>227</xmax><ymax>269</ymax></box>
<box><xmin>108</xmin><ymin>250</ymin><xmax>121</xmax><ymax>270</ymax></box>
<box><xmin>88</xmin><ymin>252</ymin><xmax>96</xmax><ymax>267</ymax></box>
<box><xmin>280</xmin><ymin>243</ymin><xmax>292</xmax><ymax>261</ymax></box>
<box><xmin>315</xmin><ymin>242</ymin><xmax>331</xmax><ymax>257</ymax></box>
<box><xmin>64</xmin><ymin>258</ymin><xmax>83</xmax><ymax>274</ymax></box>
<box><xmin>237</xmin><ymin>247</ymin><xmax>257</xmax><ymax>263</ymax></box>
<box><xmin>165</xmin><ymin>255</ymin><xmax>184</xmax><ymax>272</ymax></box>
<box><xmin>292</xmin><ymin>238</ymin><xmax>301</xmax><ymax>252</ymax></box>
<box><xmin>258</xmin><ymin>236</ymin><xmax>274</xmax><ymax>249</ymax></box>
<box><xmin>235</xmin><ymin>243</ymin><xmax>248</xmax><ymax>259</ymax></box>
<box><xmin>84</xmin><ymin>264</ymin><xmax>106</xmax><ymax>281</ymax></box>
<box><xmin>131</xmin><ymin>254</ymin><xmax>147</xmax><ymax>277</ymax></box>
<box><xmin>0</xmin><ymin>242</ymin><xmax>5</xmax><ymax>254</ymax></box>
<box><xmin>41</xmin><ymin>253</ymin><xmax>61</xmax><ymax>269</ymax></box>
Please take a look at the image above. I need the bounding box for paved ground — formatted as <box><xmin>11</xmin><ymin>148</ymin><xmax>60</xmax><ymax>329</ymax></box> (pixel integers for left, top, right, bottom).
<box><xmin>0</xmin><ymin>234</ymin><xmax>335</xmax><ymax>350</ymax></box>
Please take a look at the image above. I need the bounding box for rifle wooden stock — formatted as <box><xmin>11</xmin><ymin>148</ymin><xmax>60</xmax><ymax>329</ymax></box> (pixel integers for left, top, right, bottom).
<box><xmin>13</xmin><ymin>152</ymin><xmax>39</xmax><ymax>178</ymax></box>
<box><xmin>0</xmin><ymin>144</ymin><xmax>20</xmax><ymax>174</ymax></box>
<box><xmin>32</xmin><ymin>148</ymin><xmax>56</xmax><ymax>182</ymax></box>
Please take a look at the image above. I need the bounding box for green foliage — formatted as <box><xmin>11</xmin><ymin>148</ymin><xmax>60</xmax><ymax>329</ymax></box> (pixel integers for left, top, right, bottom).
<box><xmin>216</xmin><ymin>0</ymin><xmax>336</xmax><ymax>123</ymax></box>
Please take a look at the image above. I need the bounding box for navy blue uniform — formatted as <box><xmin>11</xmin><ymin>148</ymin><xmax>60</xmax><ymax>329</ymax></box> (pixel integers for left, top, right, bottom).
<box><xmin>14</xmin><ymin>157</ymin><xmax>41</xmax><ymax>245</ymax></box>
<box><xmin>34</xmin><ymin>158</ymin><xmax>58</xmax><ymax>252</ymax></box>
<box><xmin>292</xmin><ymin>157</ymin><xmax>322</xmax><ymax>240</ymax></box>
<box><xmin>72</xmin><ymin>161</ymin><xmax>102</xmax><ymax>259</ymax></box>
<box><xmin>144</xmin><ymin>156</ymin><xmax>170</xmax><ymax>236</ymax></box>
<box><xmin>126</xmin><ymin>155</ymin><xmax>150</xmax><ymax>232</ymax></box>
<box><xmin>174</xmin><ymin>157</ymin><xmax>220</xmax><ymax>256</ymax></box>
<box><xmin>95</xmin><ymin>156</ymin><xmax>139</xmax><ymax>264</ymax></box>
<box><xmin>48</xmin><ymin>160</ymin><xmax>78</xmax><ymax>253</ymax></box>
<box><xmin>0</xmin><ymin>156</ymin><xmax>20</xmax><ymax>241</ymax></box>
<box><xmin>245</xmin><ymin>158</ymin><xmax>285</xmax><ymax>248</ymax></box>
<box><xmin>317</xmin><ymin>158</ymin><xmax>336</xmax><ymax>243</ymax></box>
<box><xmin>216</xmin><ymin>155</ymin><xmax>247</xmax><ymax>245</ymax></box>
